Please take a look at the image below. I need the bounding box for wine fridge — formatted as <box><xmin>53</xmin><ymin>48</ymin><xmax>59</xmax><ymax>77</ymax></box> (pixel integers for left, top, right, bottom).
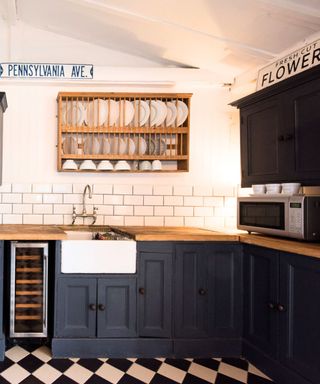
<box><xmin>10</xmin><ymin>242</ymin><xmax>48</xmax><ymax>338</ymax></box>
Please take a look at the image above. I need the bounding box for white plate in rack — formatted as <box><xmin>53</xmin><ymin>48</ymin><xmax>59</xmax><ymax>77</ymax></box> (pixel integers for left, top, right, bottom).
<box><xmin>62</xmin><ymin>136</ymin><xmax>78</xmax><ymax>154</ymax></box>
<box><xmin>165</xmin><ymin>101</ymin><xmax>177</xmax><ymax>127</ymax></box>
<box><xmin>62</xmin><ymin>101</ymin><xmax>85</xmax><ymax>126</ymax></box>
<box><xmin>149</xmin><ymin>100</ymin><xmax>161</xmax><ymax>127</ymax></box>
<box><xmin>117</xmin><ymin>100</ymin><xmax>135</xmax><ymax>126</ymax></box>
<box><xmin>155</xmin><ymin>100</ymin><xmax>167</xmax><ymax>126</ymax></box>
<box><xmin>176</xmin><ymin>100</ymin><xmax>188</xmax><ymax>126</ymax></box>
<box><xmin>133</xmin><ymin>137</ymin><xmax>147</xmax><ymax>155</ymax></box>
<box><xmin>132</xmin><ymin>100</ymin><xmax>150</xmax><ymax>126</ymax></box>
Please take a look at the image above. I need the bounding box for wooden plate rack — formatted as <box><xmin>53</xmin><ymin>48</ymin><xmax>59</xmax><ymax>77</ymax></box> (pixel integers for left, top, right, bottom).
<box><xmin>57</xmin><ymin>92</ymin><xmax>191</xmax><ymax>173</ymax></box>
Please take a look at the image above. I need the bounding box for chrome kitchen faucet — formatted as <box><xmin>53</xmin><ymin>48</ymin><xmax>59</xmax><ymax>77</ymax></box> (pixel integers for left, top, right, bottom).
<box><xmin>72</xmin><ymin>184</ymin><xmax>98</xmax><ymax>225</ymax></box>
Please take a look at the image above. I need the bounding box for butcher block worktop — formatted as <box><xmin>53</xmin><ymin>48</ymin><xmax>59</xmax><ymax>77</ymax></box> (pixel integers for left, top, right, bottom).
<box><xmin>0</xmin><ymin>225</ymin><xmax>319</xmax><ymax>259</ymax></box>
<box><xmin>0</xmin><ymin>224</ymin><xmax>67</xmax><ymax>240</ymax></box>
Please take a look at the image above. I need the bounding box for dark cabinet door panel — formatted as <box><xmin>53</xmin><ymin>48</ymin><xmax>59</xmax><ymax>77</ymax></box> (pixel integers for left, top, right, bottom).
<box><xmin>97</xmin><ymin>278</ymin><xmax>137</xmax><ymax>338</ymax></box>
<box><xmin>240</xmin><ymin>97</ymin><xmax>284</xmax><ymax>186</ymax></box>
<box><xmin>244</xmin><ymin>245</ymin><xmax>279</xmax><ymax>358</ymax></box>
<box><xmin>207</xmin><ymin>244</ymin><xmax>242</xmax><ymax>338</ymax></box>
<box><xmin>174</xmin><ymin>244</ymin><xmax>208</xmax><ymax>338</ymax></box>
<box><xmin>279</xmin><ymin>253</ymin><xmax>320</xmax><ymax>384</ymax></box>
<box><xmin>138</xmin><ymin>252</ymin><xmax>172</xmax><ymax>338</ymax></box>
<box><xmin>55</xmin><ymin>278</ymin><xmax>96</xmax><ymax>338</ymax></box>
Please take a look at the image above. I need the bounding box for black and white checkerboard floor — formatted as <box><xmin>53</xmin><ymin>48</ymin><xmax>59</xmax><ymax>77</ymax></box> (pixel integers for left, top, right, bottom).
<box><xmin>0</xmin><ymin>345</ymin><xmax>274</xmax><ymax>384</ymax></box>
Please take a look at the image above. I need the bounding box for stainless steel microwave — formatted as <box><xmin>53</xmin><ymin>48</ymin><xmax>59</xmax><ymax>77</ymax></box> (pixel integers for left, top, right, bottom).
<box><xmin>237</xmin><ymin>195</ymin><xmax>320</xmax><ymax>241</ymax></box>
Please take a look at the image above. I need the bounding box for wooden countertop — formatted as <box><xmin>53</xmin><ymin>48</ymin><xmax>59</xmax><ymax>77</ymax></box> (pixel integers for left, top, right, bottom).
<box><xmin>0</xmin><ymin>225</ymin><xmax>319</xmax><ymax>259</ymax></box>
<box><xmin>114</xmin><ymin>226</ymin><xmax>239</xmax><ymax>241</ymax></box>
<box><xmin>240</xmin><ymin>233</ymin><xmax>320</xmax><ymax>259</ymax></box>
<box><xmin>0</xmin><ymin>225</ymin><xmax>67</xmax><ymax>240</ymax></box>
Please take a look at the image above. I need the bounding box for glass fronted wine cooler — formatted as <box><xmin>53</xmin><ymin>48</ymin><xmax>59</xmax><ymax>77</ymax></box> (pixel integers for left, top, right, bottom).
<box><xmin>10</xmin><ymin>242</ymin><xmax>48</xmax><ymax>337</ymax></box>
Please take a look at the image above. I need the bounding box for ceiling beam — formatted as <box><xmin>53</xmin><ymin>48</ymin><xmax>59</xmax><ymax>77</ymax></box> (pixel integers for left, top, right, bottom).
<box><xmin>5</xmin><ymin>0</ymin><xmax>17</xmax><ymax>25</ymax></box>
<box><xmin>66</xmin><ymin>0</ymin><xmax>277</xmax><ymax>59</ymax></box>
<box><xmin>257</xmin><ymin>0</ymin><xmax>320</xmax><ymax>18</ymax></box>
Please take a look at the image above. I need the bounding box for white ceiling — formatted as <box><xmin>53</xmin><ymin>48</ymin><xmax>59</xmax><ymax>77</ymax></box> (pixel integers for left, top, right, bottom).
<box><xmin>1</xmin><ymin>0</ymin><xmax>320</xmax><ymax>80</ymax></box>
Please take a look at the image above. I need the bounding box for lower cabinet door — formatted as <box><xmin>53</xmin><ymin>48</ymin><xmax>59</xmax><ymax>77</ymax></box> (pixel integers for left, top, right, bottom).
<box><xmin>55</xmin><ymin>277</ymin><xmax>97</xmax><ymax>338</ymax></box>
<box><xmin>243</xmin><ymin>245</ymin><xmax>279</xmax><ymax>358</ymax></box>
<box><xmin>174</xmin><ymin>244</ymin><xmax>208</xmax><ymax>338</ymax></box>
<box><xmin>138</xmin><ymin>252</ymin><xmax>172</xmax><ymax>338</ymax></box>
<box><xmin>279</xmin><ymin>252</ymin><xmax>320</xmax><ymax>384</ymax></box>
<box><xmin>97</xmin><ymin>277</ymin><xmax>137</xmax><ymax>338</ymax></box>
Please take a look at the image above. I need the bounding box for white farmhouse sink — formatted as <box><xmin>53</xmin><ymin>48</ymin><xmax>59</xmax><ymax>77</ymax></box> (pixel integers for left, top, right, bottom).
<box><xmin>61</xmin><ymin>236</ymin><xmax>136</xmax><ymax>274</ymax></box>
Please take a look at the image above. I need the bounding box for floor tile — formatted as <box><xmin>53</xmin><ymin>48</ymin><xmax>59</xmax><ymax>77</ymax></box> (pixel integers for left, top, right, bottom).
<box><xmin>215</xmin><ymin>373</ymin><xmax>245</xmax><ymax>384</ymax></box>
<box><xmin>52</xmin><ymin>376</ymin><xmax>78</xmax><ymax>384</ymax></box>
<box><xmin>134</xmin><ymin>359</ymin><xmax>162</xmax><ymax>372</ymax></box>
<box><xmin>164</xmin><ymin>359</ymin><xmax>191</xmax><ymax>372</ymax></box>
<box><xmin>30</xmin><ymin>347</ymin><xmax>52</xmax><ymax>363</ymax></box>
<box><xmin>222</xmin><ymin>358</ymin><xmax>249</xmax><ymax>371</ymax></box>
<box><xmin>32</xmin><ymin>363</ymin><xmax>62</xmax><ymax>384</ymax></box>
<box><xmin>47</xmin><ymin>358</ymin><xmax>74</xmax><ymax>373</ymax></box>
<box><xmin>106</xmin><ymin>359</ymin><xmax>133</xmax><ymax>372</ymax></box>
<box><xmin>117</xmin><ymin>374</ymin><xmax>146</xmax><ymax>384</ymax></box>
<box><xmin>18</xmin><ymin>355</ymin><xmax>44</xmax><ymax>373</ymax></box>
<box><xmin>1</xmin><ymin>363</ymin><xmax>30</xmax><ymax>384</ymax></box>
<box><xmin>5</xmin><ymin>346</ymin><xmax>30</xmax><ymax>363</ymax></box>
<box><xmin>150</xmin><ymin>373</ymin><xmax>179</xmax><ymax>384</ymax></box>
<box><xmin>157</xmin><ymin>362</ymin><xmax>186</xmax><ymax>383</ymax></box>
<box><xmin>182</xmin><ymin>373</ymin><xmax>212</xmax><ymax>384</ymax></box>
<box><xmin>193</xmin><ymin>359</ymin><xmax>220</xmax><ymax>371</ymax></box>
<box><xmin>248</xmin><ymin>364</ymin><xmax>271</xmax><ymax>380</ymax></box>
<box><xmin>188</xmin><ymin>362</ymin><xmax>217</xmax><ymax>383</ymax></box>
<box><xmin>126</xmin><ymin>362</ymin><xmax>156</xmax><ymax>383</ymax></box>
<box><xmin>247</xmin><ymin>373</ymin><xmax>273</xmax><ymax>384</ymax></box>
<box><xmin>19</xmin><ymin>375</ymin><xmax>45</xmax><ymax>384</ymax></box>
<box><xmin>64</xmin><ymin>363</ymin><xmax>94</xmax><ymax>384</ymax></box>
<box><xmin>218</xmin><ymin>362</ymin><xmax>248</xmax><ymax>383</ymax></box>
<box><xmin>95</xmin><ymin>363</ymin><xmax>125</xmax><ymax>384</ymax></box>
<box><xmin>0</xmin><ymin>357</ymin><xmax>15</xmax><ymax>373</ymax></box>
<box><xmin>77</xmin><ymin>359</ymin><xmax>104</xmax><ymax>373</ymax></box>
<box><xmin>85</xmin><ymin>374</ymin><xmax>113</xmax><ymax>384</ymax></box>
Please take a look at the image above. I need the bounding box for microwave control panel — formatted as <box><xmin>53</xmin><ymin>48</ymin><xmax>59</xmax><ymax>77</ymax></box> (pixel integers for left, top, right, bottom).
<box><xmin>288</xmin><ymin>200</ymin><xmax>303</xmax><ymax>234</ymax></box>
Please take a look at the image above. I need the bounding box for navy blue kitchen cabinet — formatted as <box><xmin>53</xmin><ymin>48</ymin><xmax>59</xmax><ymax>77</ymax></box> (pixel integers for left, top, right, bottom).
<box><xmin>174</xmin><ymin>242</ymin><xmax>242</xmax><ymax>356</ymax></box>
<box><xmin>231</xmin><ymin>65</ymin><xmax>320</xmax><ymax>187</ymax></box>
<box><xmin>243</xmin><ymin>244</ymin><xmax>320</xmax><ymax>384</ymax></box>
<box><xmin>54</xmin><ymin>276</ymin><xmax>137</xmax><ymax>338</ymax></box>
<box><xmin>137</xmin><ymin>242</ymin><xmax>173</xmax><ymax>338</ymax></box>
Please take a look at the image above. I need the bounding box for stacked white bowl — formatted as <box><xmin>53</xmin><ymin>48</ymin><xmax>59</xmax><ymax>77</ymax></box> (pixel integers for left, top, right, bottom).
<box><xmin>252</xmin><ymin>184</ymin><xmax>266</xmax><ymax>194</ymax></box>
<box><xmin>281</xmin><ymin>183</ymin><xmax>301</xmax><ymax>194</ymax></box>
<box><xmin>266</xmin><ymin>184</ymin><xmax>281</xmax><ymax>194</ymax></box>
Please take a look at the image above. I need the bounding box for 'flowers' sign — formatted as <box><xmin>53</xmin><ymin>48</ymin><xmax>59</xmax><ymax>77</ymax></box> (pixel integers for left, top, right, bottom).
<box><xmin>256</xmin><ymin>40</ymin><xmax>320</xmax><ymax>90</ymax></box>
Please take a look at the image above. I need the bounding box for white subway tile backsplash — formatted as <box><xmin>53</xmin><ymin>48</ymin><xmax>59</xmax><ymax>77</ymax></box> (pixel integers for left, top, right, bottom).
<box><xmin>12</xmin><ymin>184</ymin><xmax>32</xmax><ymax>193</ymax></box>
<box><xmin>114</xmin><ymin>184</ymin><xmax>132</xmax><ymax>195</ymax></box>
<box><xmin>23</xmin><ymin>215</ymin><xmax>43</xmax><ymax>224</ymax></box>
<box><xmin>63</xmin><ymin>194</ymin><xmax>83</xmax><ymax>204</ymax></box>
<box><xmin>154</xmin><ymin>206</ymin><xmax>173</xmax><ymax>216</ymax></box>
<box><xmin>23</xmin><ymin>194</ymin><xmax>42</xmax><ymax>204</ymax></box>
<box><xmin>153</xmin><ymin>185</ymin><xmax>172</xmax><ymax>196</ymax></box>
<box><xmin>114</xmin><ymin>205</ymin><xmax>133</xmax><ymax>216</ymax></box>
<box><xmin>184</xmin><ymin>216</ymin><xmax>205</xmax><ymax>227</ymax></box>
<box><xmin>203</xmin><ymin>196</ymin><xmax>224</xmax><ymax>207</ymax></box>
<box><xmin>104</xmin><ymin>216</ymin><xmax>124</xmax><ymax>226</ymax></box>
<box><xmin>125</xmin><ymin>216</ymin><xmax>144</xmax><ymax>226</ymax></box>
<box><xmin>0</xmin><ymin>182</ymin><xmax>238</xmax><ymax>230</ymax></box>
<box><xmin>164</xmin><ymin>216</ymin><xmax>184</xmax><ymax>226</ymax></box>
<box><xmin>104</xmin><ymin>195</ymin><xmax>123</xmax><ymax>205</ymax></box>
<box><xmin>144</xmin><ymin>196</ymin><xmax>163</xmax><ymax>206</ymax></box>
<box><xmin>54</xmin><ymin>204</ymin><xmax>73</xmax><ymax>214</ymax></box>
<box><xmin>164</xmin><ymin>196</ymin><xmax>183</xmax><ymax>206</ymax></box>
<box><xmin>174</xmin><ymin>206</ymin><xmax>193</xmax><ymax>216</ymax></box>
<box><xmin>0</xmin><ymin>184</ymin><xmax>11</xmax><ymax>193</ymax></box>
<box><xmin>124</xmin><ymin>195</ymin><xmax>144</xmax><ymax>206</ymax></box>
<box><xmin>0</xmin><ymin>204</ymin><xmax>12</xmax><ymax>214</ymax></box>
<box><xmin>133</xmin><ymin>185</ymin><xmax>153</xmax><ymax>195</ymax></box>
<box><xmin>193</xmin><ymin>185</ymin><xmax>212</xmax><ymax>196</ymax></box>
<box><xmin>32</xmin><ymin>184</ymin><xmax>52</xmax><ymax>193</ymax></box>
<box><xmin>91</xmin><ymin>195</ymin><xmax>103</xmax><ymax>205</ymax></box>
<box><xmin>43</xmin><ymin>194</ymin><xmax>63</xmax><ymax>204</ymax></box>
<box><xmin>33</xmin><ymin>204</ymin><xmax>53</xmax><ymax>214</ymax></box>
<box><xmin>194</xmin><ymin>207</ymin><xmax>214</xmax><ymax>217</ymax></box>
<box><xmin>134</xmin><ymin>206</ymin><xmax>154</xmax><ymax>216</ymax></box>
<box><xmin>53</xmin><ymin>183</ymin><xmax>72</xmax><ymax>194</ymax></box>
<box><xmin>72</xmin><ymin>184</ymin><xmax>88</xmax><ymax>193</ymax></box>
<box><xmin>145</xmin><ymin>216</ymin><xmax>164</xmax><ymax>226</ymax></box>
<box><xmin>93</xmin><ymin>184</ymin><xmax>113</xmax><ymax>194</ymax></box>
<box><xmin>95</xmin><ymin>205</ymin><xmax>113</xmax><ymax>215</ymax></box>
<box><xmin>213</xmin><ymin>184</ymin><xmax>235</xmax><ymax>197</ymax></box>
<box><xmin>2</xmin><ymin>194</ymin><xmax>22</xmax><ymax>204</ymax></box>
<box><xmin>43</xmin><ymin>215</ymin><xmax>63</xmax><ymax>225</ymax></box>
<box><xmin>173</xmin><ymin>185</ymin><xmax>193</xmax><ymax>196</ymax></box>
<box><xmin>184</xmin><ymin>196</ymin><xmax>203</xmax><ymax>207</ymax></box>
<box><xmin>13</xmin><ymin>204</ymin><xmax>33</xmax><ymax>214</ymax></box>
<box><xmin>3</xmin><ymin>214</ymin><xmax>23</xmax><ymax>224</ymax></box>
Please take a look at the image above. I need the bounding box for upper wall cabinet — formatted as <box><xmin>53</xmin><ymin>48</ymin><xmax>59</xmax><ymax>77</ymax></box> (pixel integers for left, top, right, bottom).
<box><xmin>0</xmin><ymin>93</ymin><xmax>8</xmax><ymax>185</ymax></box>
<box><xmin>231</xmin><ymin>66</ymin><xmax>320</xmax><ymax>187</ymax></box>
<box><xmin>57</xmin><ymin>92</ymin><xmax>191</xmax><ymax>173</ymax></box>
